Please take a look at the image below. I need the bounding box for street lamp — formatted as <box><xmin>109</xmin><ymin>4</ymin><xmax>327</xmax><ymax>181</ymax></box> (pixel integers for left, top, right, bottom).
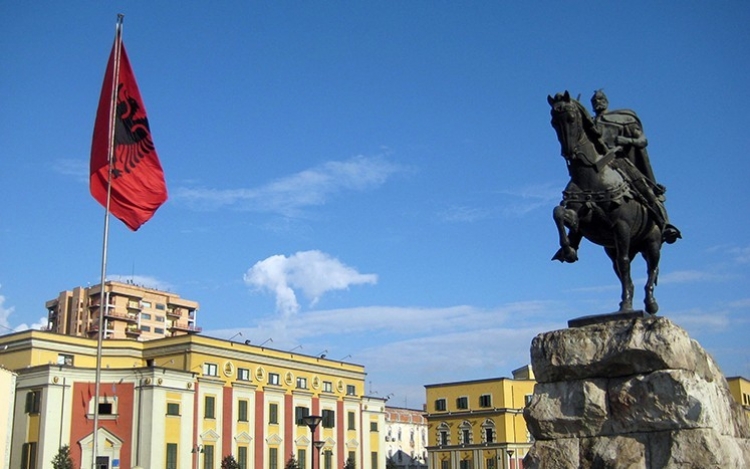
<box><xmin>302</xmin><ymin>415</ymin><xmax>323</xmax><ymax>469</ymax></box>
<box><xmin>505</xmin><ymin>450</ymin><xmax>514</xmax><ymax>469</ymax></box>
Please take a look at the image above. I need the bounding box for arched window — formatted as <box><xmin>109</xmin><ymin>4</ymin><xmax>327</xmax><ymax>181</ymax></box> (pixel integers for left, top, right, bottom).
<box><xmin>459</xmin><ymin>421</ymin><xmax>472</xmax><ymax>445</ymax></box>
<box><xmin>481</xmin><ymin>419</ymin><xmax>496</xmax><ymax>444</ymax></box>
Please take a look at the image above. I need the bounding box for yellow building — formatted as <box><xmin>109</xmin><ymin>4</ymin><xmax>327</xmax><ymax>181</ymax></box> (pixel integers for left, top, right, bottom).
<box><xmin>727</xmin><ymin>376</ymin><xmax>750</xmax><ymax>420</ymax></box>
<box><xmin>0</xmin><ymin>330</ymin><xmax>380</xmax><ymax>469</ymax></box>
<box><xmin>45</xmin><ymin>281</ymin><xmax>200</xmax><ymax>341</ymax></box>
<box><xmin>424</xmin><ymin>366</ymin><xmax>535</xmax><ymax>469</ymax></box>
<box><xmin>0</xmin><ymin>366</ymin><xmax>16</xmax><ymax>469</ymax></box>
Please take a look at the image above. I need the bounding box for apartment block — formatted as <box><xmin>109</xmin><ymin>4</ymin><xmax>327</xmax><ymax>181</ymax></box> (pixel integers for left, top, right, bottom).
<box><xmin>424</xmin><ymin>366</ymin><xmax>536</xmax><ymax>469</ymax></box>
<box><xmin>384</xmin><ymin>406</ymin><xmax>428</xmax><ymax>469</ymax></box>
<box><xmin>45</xmin><ymin>281</ymin><xmax>200</xmax><ymax>341</ymax></box>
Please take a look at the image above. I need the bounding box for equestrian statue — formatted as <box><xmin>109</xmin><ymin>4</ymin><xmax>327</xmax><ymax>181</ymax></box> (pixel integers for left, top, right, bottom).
<box><xmin>548</xmin><ymin>90</ymin><xmax>681</xmax><ymax>314</ymax></box>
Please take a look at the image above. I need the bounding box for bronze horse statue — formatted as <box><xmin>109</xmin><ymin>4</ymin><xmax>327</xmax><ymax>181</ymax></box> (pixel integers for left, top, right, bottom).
<box><xmin>548</xmin><ymin>91</ymin><xmax>663</xmax><ymax>314</ymax></box>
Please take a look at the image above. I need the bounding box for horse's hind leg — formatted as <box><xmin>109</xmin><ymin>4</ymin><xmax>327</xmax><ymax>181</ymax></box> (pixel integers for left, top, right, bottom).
<box><xmin>642</xmin><ymin>230</ymin><xmax>662</xmax><ymax>314</ymax></box>
<box><xmin>608</xmin><ymin>221</ymin><xmax>635</xmax><ymax>312</ymax></box>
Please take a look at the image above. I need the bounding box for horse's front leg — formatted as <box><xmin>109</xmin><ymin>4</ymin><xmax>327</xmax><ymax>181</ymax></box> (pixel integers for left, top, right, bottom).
<box><xmin>611</xmin><ymin>220</ymin><xmax>634</xmax><ymax>312</ymax></box>
<box><xmin>552</xmin><ymin>205</ymin><xmax>579</xmax><ymax>263</ymax></box>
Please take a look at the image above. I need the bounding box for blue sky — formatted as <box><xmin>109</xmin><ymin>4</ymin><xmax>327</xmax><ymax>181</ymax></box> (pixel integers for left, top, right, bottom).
<box><xmin>1</xmin><ymin>2</ymin><xmax>749</xmax><ymax>408</ymax></box>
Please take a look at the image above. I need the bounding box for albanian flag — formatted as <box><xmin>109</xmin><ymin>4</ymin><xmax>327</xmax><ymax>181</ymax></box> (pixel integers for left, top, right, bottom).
<box><xmin>91</xmin><ymin>40</ymin><xmax>167</xmax><ymax>231</ymax></box>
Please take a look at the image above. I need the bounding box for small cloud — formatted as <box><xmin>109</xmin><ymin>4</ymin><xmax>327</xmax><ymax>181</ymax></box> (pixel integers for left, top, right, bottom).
<box><xmin>14</xmin><ymin>317</ymin><xmax>49</xmax><ymax>332</ymax></box>
<box><xmin>244</xmin><ymin>251</ymin><xmax>377</xmax><ymax>316</ymax></box>
<box><xmin>659</xmin><ymin>270</ymin><xmax>728</xmax><ymax>284</ymax></box>
<box><xmin>175</xmin><ymin>154</ymin><xmax>405</xmax><ymax>216</ymax></box>
<box><xmin>52</xmin><ymin>158</ymin><xmax>88</xmax><ymax>183</ymax></box>
<box><xmin>438</xmin><ymin>205</ymin><xmax>491</xmax><ymax>223</ymax></box>
<box><xmin>0</xmin><ymin>286</ymin><xmax>15</xmax><ymax>332</ymax></box>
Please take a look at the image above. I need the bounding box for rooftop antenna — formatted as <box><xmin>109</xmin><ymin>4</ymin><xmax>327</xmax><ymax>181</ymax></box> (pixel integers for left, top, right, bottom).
<box><xmin>260</xmin><ymin>338</ymin><xmax>273</xmax><ymax>348</ymax></box>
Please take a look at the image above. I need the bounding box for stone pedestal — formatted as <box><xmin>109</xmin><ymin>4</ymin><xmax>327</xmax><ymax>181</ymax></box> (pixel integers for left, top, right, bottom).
<box><xmin>523</xmin><ymin>316</ymin><xmax>750</xmax><ymax>468</ymax></box>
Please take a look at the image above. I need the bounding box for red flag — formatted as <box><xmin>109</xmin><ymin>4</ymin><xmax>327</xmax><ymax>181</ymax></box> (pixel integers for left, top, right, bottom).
<box><xmin>91</xmin><ymin>40</ymin><xmax>167</xmax><ymax>231</ymax></box>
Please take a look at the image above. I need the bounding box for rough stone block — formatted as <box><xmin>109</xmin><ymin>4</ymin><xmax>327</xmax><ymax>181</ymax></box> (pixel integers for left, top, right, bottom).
<box><xmin>525</xmin><ymin>379</ymin><xmax>609</xmax><ymax>439</ymax></box>
<box><xmin>579</xmin><ymin>435</ymin><xmax>647</xmax><ymax>469</ymax></box>
<box><xmin>522</xmin><ymin>438</ymin><xmax>579</xmax><ymax>469</ymax></box>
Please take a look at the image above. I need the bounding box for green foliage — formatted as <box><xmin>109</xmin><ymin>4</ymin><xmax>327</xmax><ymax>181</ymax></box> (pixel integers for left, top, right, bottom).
<box><xmin>385</xmin><ymin>459</ymin><xmax>398</xmax><ymax>469</ymax></box>
<box><xmin>221</xmin><ymin>454</ymin><xmax>241</xmax><ymax>469</ymax></box>
<box><xmin>343</xmin><ymin>457</ymin><xmax>356</xmax><ymax>469</ymax></box>
<box><xmin>51</xmin><ymin>445</ymin><xmax>73</xmax><ymax>469</ymax></box>
<box><xmin>285</xmin><ymin>453</ymin><xmax>300</xmax><ymax>469</ymax></box>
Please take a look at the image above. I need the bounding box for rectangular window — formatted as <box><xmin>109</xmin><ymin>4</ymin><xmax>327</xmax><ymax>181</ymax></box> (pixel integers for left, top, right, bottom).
<box><xmin>324</xmin><ymin>450</ymin><xmax>332</xmax><ymax>469</ymax></box>
<box><xmin>295</xmin><ymin>406</ymin><xmax>310</xmax><ymax>425</ymax></box>
<box><xmin>370</xmin><ymin>421</ymin><xmax>378</xmax><ymax>432</ymax></box>
<box><xmin>296</xmin><ymin>377</ymin><xmax>308</xmax><ymax>389</ymax></box>
<box><xmin>322</xmin><ymin>409</ymin><xmax>335</xmax><ymax>428</ymax></box>
<box><xmin>98</xmin><ymin>402</ymin><xmax>113</xmax><ymax>415</ymax></box>
<box><xmin>439</xmin><ymin>431</ymin><xmax>448</xmax><ymax>446</ymax></box>
<box><xmin>57</xmin><ymin>353</ymin><xmax>74</xmax><ymax>366</ymax></box>
<box><xmin>459</xmin><ymin>460</ymin><xmax>472</xmax><ymax>469</ymax></box>
<box><xmin>298</xmin><ymin>449</ymin><xmax>307</xmax><ymax>469</ymax></box>
<box><xmin>154</xmin><ymin>327</ymin><xmax>165</xmax><ymax>334</ymax></box>
<box><xmin>348</xmin><ymin>452</ymin><xmax>356</xmax><ymax>469</ymax></box>
<box><xmin>156</xmin><ymin>315</ymin><xmax>165</xmax><ymax>321</ymax></box>
<box><xmin>435</xmin><ymin>398</ymin><xmax>446</xmax><ymax>411</ymax></box>
<box><xmin>486</xmin><ymin>458</ymin><xmax>495</xmax><ymax>469</ymax></box>
<box><xmin>269</xmin><ymin>373</ymin><xmax>280</xmax><ymax>385</ymax></box>
<box><xmin>205</xmin><ymin>395</ymin><xmax>216</xmax><ymax>419</ymax></box>
<box><xmin>238</xmin><ymin>446</ymin><xmax>248</xmax><ymax>469</ymax></box>
<box><xmin>238</xmin><ymin>400</ymin><xmax>248</xmax><ymax>422</ymax></box>
<box><xmin>347</xmin><ymin>411</ymin><xmax>356</xmax><ymax>430</ymax></box>
<box><xmin>323</xmin><ymin>381</ymin><xmax>333</xmax><ymax>392</ymax></box>
<box><xmin>269</xmin><ymin>448</ymin><xmax>278</xmax><ymax>469</ymax></box>
<box><xmin>479</xmin><ymin>394</ymin><xmax>492</xmax><ymax>407</ymax></box>
<box><xmin>525</xmin><ymin>394</ymin><xmax>534</xmax><ymax>406</ymax></box>
<box><xmin>25</xmin><ymin>390</ymin><xmax>41</xmax><ymax>414</ymax></box>
<box><xmin>346</xmin><ymin>384</ymin><xmax>356</xmax><ymax>396</ymax></box>
<box><xmin>456</xmin><ymin>396</ymin><xmax>468</xmax><ymax>409</ymax></box>
<box><xmin>371</xmin><ymin>452</ymin><xmax>378</xmax><ymax>469</ymax></box>
<box><xmin>141</xmin><ymin>301</ymin><xmax>152</xmax><ymax>309</ymax></box>
<box><xmin>203</xmin><ymin>363</ymin><xmax>218</xmax><ymax>376</ymax></box>
<box><xmin>156</xmin><ymin>303</ymin><xmax>166</xmax><ymax>310</ymax></box>
<box><xmin>485</xmin><ymin>428</ymin><xmax>494</xmax><ymax>443</ymax></box>
<box><xmin>140</xmin><ymin>325</ymin><xmax>151</xmax><ymax>332</ymax></box>
<box><xmin>142</xmin><ymin>313</ymin><xmax>152</xmax><ymax>320</ymax></box>
<box><xmin>238</xmin><ymin>368</ymin><xmax>250</xmax><ymax>381</ymax></box>
<box><xmin>21</xmin><ymin>442</ymin><xmax>37</xmax><ymax>469</ymax></box>
<box><xmin>269</xmin><ymin>403</ymin><xmax>279</xmax><ymax>424</ymax></box>
<box><xmin>166</xmin><ymin>443</ymin><xmax>178</xmax><ymax>469</ymax></box>
<box><xmin>204</xmin><ymin>444</ymin><xmax>215</xmax><ymax>469</ymax></box>
<box><xmin>167</xmin><ymin>402</ymin><xmax>180</xmax><ymax>416</ymax></box>
<box><xmin>462</xmin><ymin>429</ymin><xmax>471</xmax><ymax>444</ymax></box>
<box><xmin>441</xmin><ymin>460</ymin><xmax>450</xmax><ymax>469</ymax></box>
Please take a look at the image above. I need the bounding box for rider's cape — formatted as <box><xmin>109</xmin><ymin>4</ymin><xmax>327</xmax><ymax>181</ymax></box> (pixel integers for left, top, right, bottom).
<box><xmin>596</xmin><ymin>109</ymin><xmax>657</xmax><ymax>184</ymax></box>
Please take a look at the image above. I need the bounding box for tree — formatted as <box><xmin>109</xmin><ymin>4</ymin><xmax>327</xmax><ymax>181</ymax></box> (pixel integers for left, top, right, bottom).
<box><xmin>285</xmin><ymin>453</ymin><xmax>300</xmax><ymax>469</ymax></box>
<box><xmin>52</xmin><ymin>445</ymin><xmax>73</xmax><ymax>469</ymax></box>
<box><xmin>343</xmin><ymin>457</ymin><xmax>356</xmax><ymax>469</ymax></box>
<box><xmin>221</xmin><ymin>454</ymin><xmax>241</xmax><ymax>469</ymax></box>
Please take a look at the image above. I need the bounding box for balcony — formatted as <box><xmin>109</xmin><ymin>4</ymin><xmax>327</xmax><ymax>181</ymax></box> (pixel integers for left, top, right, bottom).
<box><xmin>126</xmin><ymin>301</ymin><xmax>142</xmax><ymax>311</ymax></box>
<box><xmin>103</xmin><ymin>310</ymin><xmax>139</xmax><ymax>323</ymax></box>
<box><xmin>168</xmin><ymin>322</ymin><xmax>202</xmax><ymax>333</ymax></box>
<box><xmin>166</xmin><ymin>308</ymin><xmax>182</xmax><ymax>319</ymax></box>
<box><xmin>125</xmin><ymin>325</ymin><xmax>142</xmax><ymax>336</ymax></box>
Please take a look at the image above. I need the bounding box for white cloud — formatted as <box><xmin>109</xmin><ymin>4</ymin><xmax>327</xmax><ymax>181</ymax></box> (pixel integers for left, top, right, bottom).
<box><xmin>13</xmin><ymin>317</ymin><xmax>49</xmax><ymax>332</ymax></box>
<box><xmin>52</xmin><ymin>158</ymin><xmax>88</xmax><ymax>183</ymax></box>
<box><xmin>244</xmin><ymin>251</ymin><xmax>377</xmax><ymax>316</ymax></box>
<box><xmin>175</xmin><ymin>154</ymin><xmax>405</xmax><ymax>216</ymax></box>
<box><xmin>0</xmin><ymin>286</ymin><xmax>15</xmax><ymax>333</ymax></box>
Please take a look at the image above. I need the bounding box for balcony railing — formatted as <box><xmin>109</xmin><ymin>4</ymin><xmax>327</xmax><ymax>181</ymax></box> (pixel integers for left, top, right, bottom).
<box><xmin>168</xmin><ymin>322</ymin><xmax>202</xmax><ymax>333</ymax></box>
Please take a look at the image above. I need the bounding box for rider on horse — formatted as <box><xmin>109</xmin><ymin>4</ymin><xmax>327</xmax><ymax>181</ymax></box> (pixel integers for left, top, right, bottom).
<box><xmin>590</xmin><ymin>90</ymin><xmax>681</xmax><ymax>244</ymax></box>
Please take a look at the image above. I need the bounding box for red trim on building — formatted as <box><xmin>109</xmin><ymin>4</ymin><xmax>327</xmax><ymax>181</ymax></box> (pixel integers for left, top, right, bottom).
<box><xmin>255</xmin><ymin>390</ymin><xmax>265</xmax><ymax>469</ymax></box>
<box><xmin>223</xmin><ymin>386</ymin><xmax>233</xmax><ymax>457</ymax></box>
<box><xmin>285</xmin><ymin>393</ymin><xmax>294</xmax><ymax>461</ymax></box>
<box><xmin>70</xmin><ymin>382</ymin><xmax>134</xmax><ymax>469</ymax></box>
<box><xmin>312</xmin><ymin>397</ymin><xmax>320</xmax><ymax>468</ymax></box>
<box><xmin>337</xmin><ymin>400</ymin><xmax>345</xmax><ymax>465</ymax></box>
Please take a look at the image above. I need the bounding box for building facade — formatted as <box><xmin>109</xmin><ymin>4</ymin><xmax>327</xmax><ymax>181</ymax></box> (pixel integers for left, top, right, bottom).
<box><xmin>384</xmin><ymin>406</ymin><xmax>427</xmax><ymax>469</ymax></box>
<box><xmin>0</xmin><ymin>330</ymin><xmax>384</xmax><ymax>469</ymax></box>
<box><xmin>424</xmin><ymin>367</ymin><xmax>536</xmax><ymax>469</ymax></box>
<box><xmin>45</xmin><ymin>281</ymin><xmax>200</xmax><ymax>341</ymax></box>
<box><xmin>727</xmin><ymin>376</ymin><xmax>750</xmax><ymax>420</ymax></box>
<box><xmin>0</xmin><ymin>366</ymin><xmax>16</xmax><ymax>469</ymax></box>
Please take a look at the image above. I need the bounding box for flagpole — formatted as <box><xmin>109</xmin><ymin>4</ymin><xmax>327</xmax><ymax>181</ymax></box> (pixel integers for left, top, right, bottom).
<box><xmin>92</xmin><ymin>13</ymin><xmax>124</xmax><ymax>469</ymax></box>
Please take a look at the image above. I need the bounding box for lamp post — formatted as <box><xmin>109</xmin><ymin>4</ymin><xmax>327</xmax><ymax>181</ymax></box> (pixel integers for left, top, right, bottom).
<box><xmin>505</xmin><ymin>450</ymin><xmax>514</xmax><ymax>469</ymax></box>
<box><xmin>191</xmin><ymin>445</ymin><xmax>204</xmax><ymax>469</ymax></box>
<box><xmin>302</xmin><ymin>415</ymin><xmax>323</xmax><ymax>469</ymax></box>
<box><xmin>314</xmin><ymin>440</ymin><xmax>326</xmax><ymax>469</ymax></box>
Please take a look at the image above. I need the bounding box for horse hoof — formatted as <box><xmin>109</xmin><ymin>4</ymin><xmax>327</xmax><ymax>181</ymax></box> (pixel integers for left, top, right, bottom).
<box><xmin>662</xmin><ymin>226</ymin><xmax>682</xmax><ymax>244</ymax></box>
<box><xmin>645</xmin><ymin>299</ymin><xmax>659</xmax><ymax>315</ymax></box>
<box><xmin>551</xmin><ymin>248</ymin><xmax>578</xmax><ymax>263</ymax></box>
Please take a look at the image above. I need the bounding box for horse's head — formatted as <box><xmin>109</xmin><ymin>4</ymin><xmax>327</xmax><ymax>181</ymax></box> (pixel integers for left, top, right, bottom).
<box><xmin>547</xmin><ymin>91</ymin><xmax>585</xmax><ymax>159</ymax></box>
